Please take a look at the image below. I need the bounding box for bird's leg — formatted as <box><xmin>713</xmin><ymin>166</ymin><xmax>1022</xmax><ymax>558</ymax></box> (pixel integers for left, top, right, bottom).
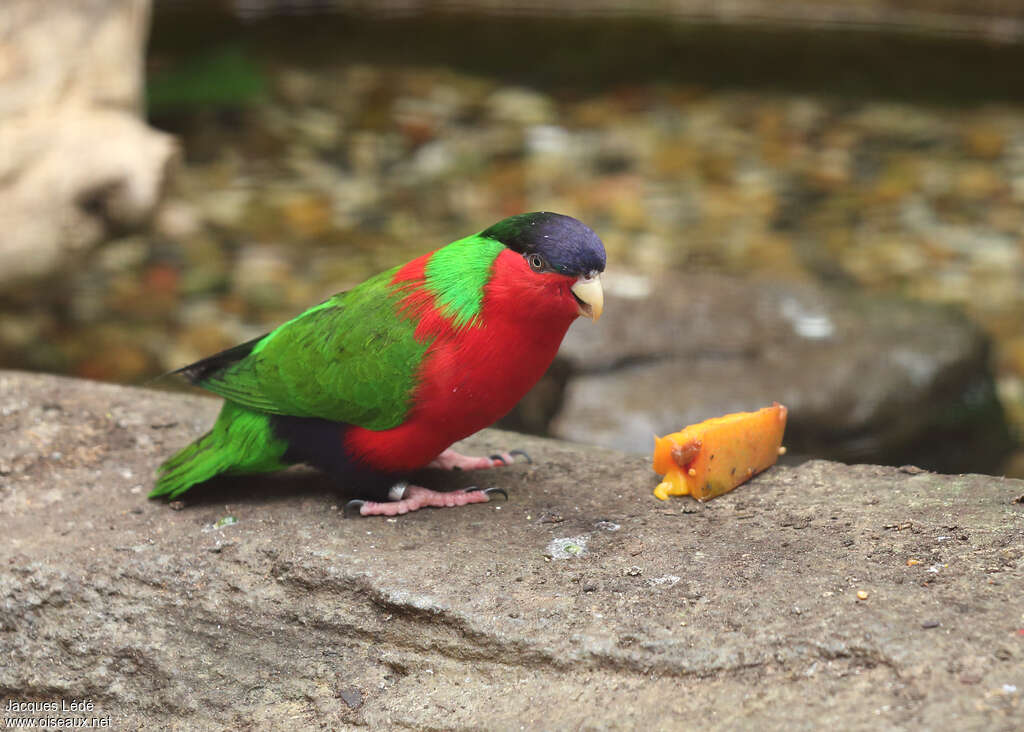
<box><xmin>345</xmin><ymin>481</ymin><xmax>508</xmax><ymax>517</ymax></box>
<box><xmin>427</xmin><ymin>448</ymin><xmax>532</xmax><ymax>471</ymax></box>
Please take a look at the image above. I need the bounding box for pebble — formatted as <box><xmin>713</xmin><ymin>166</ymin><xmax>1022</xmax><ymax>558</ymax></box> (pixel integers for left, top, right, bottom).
<box><xmin>487</xmin><ymin>87</ymin><xmax>556</xmax><ymax>125</ymax></box>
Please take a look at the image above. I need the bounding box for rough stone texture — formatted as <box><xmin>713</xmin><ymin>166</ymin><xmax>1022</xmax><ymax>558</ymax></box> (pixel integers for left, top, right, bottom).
<box><xmin>549</xmin><ymin>274</ymin><xmax>1012</xmax><ymax>474</ymax></box>
<box><xmin>0</xmin><ymin>0</ymin><xmax>176</xmax><ymax>288</ymax></box>
<box><xmin>1</xmin><ymin>371</ymin><xmax>1022</xmax><ymax>728</ymax></box>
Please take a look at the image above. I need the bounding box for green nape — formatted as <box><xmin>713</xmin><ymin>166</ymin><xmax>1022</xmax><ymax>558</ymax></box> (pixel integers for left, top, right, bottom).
<box><xmin>150</xmin><ymin>401</ymin><xmax>289</xmax><ymax>499</ymax></box>
<box><xmin>424</xmin><ymin>235</ymin><xmax>505</xmax><ymax>329</ymax></box>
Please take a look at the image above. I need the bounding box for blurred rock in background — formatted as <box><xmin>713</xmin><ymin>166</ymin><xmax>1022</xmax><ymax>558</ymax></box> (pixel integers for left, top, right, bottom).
<box><xmin>0</xmin><ymin>0</ymin><xmax>176</xmax><ymax>289</ymax></box>
<box><xmin>536</xmin><ymin>275</ymin><xmax>1012</xmax><ymax>475</ymax></box>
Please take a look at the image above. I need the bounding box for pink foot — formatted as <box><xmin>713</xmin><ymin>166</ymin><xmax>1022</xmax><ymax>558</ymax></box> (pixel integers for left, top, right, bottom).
<box><xmin>352</xmin><ymin>484</ymin><xmax>505</xmax><ymax>516</ymax></box>
<box><xmin>427</xmin><ymin>448</ymin><xmax>531</xmax><ymax>471</ymax></box>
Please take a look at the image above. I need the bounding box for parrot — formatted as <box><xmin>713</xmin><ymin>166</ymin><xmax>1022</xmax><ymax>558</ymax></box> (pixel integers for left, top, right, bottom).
<box><xmin>151</xmin><ymin>212</ymin><xmax>606</xmax><ymax>516</ymax></box>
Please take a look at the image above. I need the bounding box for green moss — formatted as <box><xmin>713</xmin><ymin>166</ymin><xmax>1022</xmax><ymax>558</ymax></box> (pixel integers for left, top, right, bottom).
<box><xmin>147</xmin><ymin>46</ymin><xmax>265</xmax><ymax>113</ymax></box>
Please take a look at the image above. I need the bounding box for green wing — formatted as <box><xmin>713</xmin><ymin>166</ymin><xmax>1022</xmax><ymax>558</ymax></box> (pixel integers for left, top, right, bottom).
<box><xmin>190</xmin><ymin>267</ymin><xmax>429</xmax><ymax>430</ymax></box>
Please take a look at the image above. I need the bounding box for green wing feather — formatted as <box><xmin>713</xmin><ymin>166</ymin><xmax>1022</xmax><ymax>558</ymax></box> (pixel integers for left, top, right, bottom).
<box><xmin>196</xmin><ymin>267</ymin><xmax>429</xmax><ymax>430</ymax></box>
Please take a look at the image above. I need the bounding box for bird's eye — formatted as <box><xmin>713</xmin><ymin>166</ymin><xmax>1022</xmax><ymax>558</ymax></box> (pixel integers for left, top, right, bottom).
<box><xmin>527</xmin><ymin>253</ymin><xmax>547</xmax><ymax>272</ymax></box>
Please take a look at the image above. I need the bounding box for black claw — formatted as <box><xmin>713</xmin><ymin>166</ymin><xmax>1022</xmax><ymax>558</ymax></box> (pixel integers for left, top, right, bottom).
<box><xmin>489</xmin><ymin>453</ymin><xmax>509</xmax><ymax>465</ymax></box>
<box><xmin>509</xmin><ymin>449</ymin><xmax>533</xmax><ymax>464</ymax></box>
<box><xmin>343</xmin><ymin>499</ymin><xmax>366</xmax><ymax>518</ymax></box>
<box><xmin>461</xmin><ymin>486</ymin><xmax>509</xmax><ymax>501</ymax></box>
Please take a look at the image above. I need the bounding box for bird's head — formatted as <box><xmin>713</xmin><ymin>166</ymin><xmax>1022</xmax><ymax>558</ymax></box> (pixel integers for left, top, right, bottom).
<box><xmin>480</xmin><ymin>212</ymin><xmax>606</xmax><ymax>321</ymax></box>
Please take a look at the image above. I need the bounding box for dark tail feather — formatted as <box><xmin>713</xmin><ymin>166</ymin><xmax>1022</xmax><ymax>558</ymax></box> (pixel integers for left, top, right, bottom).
<box><xmin>145</xmin><ymin>334</ymin><xmax>267</xmax><ymax>388</ymax></box>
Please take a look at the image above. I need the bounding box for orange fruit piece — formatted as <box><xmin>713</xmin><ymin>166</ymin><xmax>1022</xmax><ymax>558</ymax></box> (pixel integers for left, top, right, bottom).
<box><xmin>653</xmin><ymin>403</ymin><xmax>788</xmax><ymax>502</ymax></box>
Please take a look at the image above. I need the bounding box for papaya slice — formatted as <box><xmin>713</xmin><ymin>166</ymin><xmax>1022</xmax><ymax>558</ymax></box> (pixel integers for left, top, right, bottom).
<box><xmin>653</xmin><ymin>403</ymin><xmax>787</xmax><ymax>502</ymax></box>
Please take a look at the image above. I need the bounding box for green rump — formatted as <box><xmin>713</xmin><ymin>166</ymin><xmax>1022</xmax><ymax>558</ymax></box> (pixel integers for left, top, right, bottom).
<box><xmin>152</xmin><ymin>401</ymin><xmax>290</xmax><ymax>498</ymax></box>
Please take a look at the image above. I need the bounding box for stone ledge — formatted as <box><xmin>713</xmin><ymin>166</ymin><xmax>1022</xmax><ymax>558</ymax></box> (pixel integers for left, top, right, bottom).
<box><xmin>1</xmin><ymin>370</ymin><xmax>1022</xmax><ymax>728</ymax></box>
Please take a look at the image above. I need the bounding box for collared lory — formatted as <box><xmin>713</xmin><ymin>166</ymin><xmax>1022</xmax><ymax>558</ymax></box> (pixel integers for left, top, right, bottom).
<box><xmin>152</xmin><ymin>212</ymin><xmax>605</xmax><ymax>516</ymax></box>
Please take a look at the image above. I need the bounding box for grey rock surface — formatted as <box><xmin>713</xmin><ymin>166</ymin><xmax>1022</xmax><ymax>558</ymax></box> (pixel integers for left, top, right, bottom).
<box><xmin>1</xmin><ymin>370</ymin><xmax>1022</xmax><ymax>729</ymax></box>
<box><xmin>0</xmin><ymin>0</ymin><xmax>176</xmax><ymax>288</ymax></box>
<box><xmin>551</xmin><ymin>274</ymin><xmax>1012</xmax><ymax>474</ymax></box>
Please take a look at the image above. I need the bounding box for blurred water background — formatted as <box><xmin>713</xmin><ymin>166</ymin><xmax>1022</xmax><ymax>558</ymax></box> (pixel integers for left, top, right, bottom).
<box><xmin>4</xmin><ymin>0</ymin><xmax>1024</xmax><ymax>475</ymax></box>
